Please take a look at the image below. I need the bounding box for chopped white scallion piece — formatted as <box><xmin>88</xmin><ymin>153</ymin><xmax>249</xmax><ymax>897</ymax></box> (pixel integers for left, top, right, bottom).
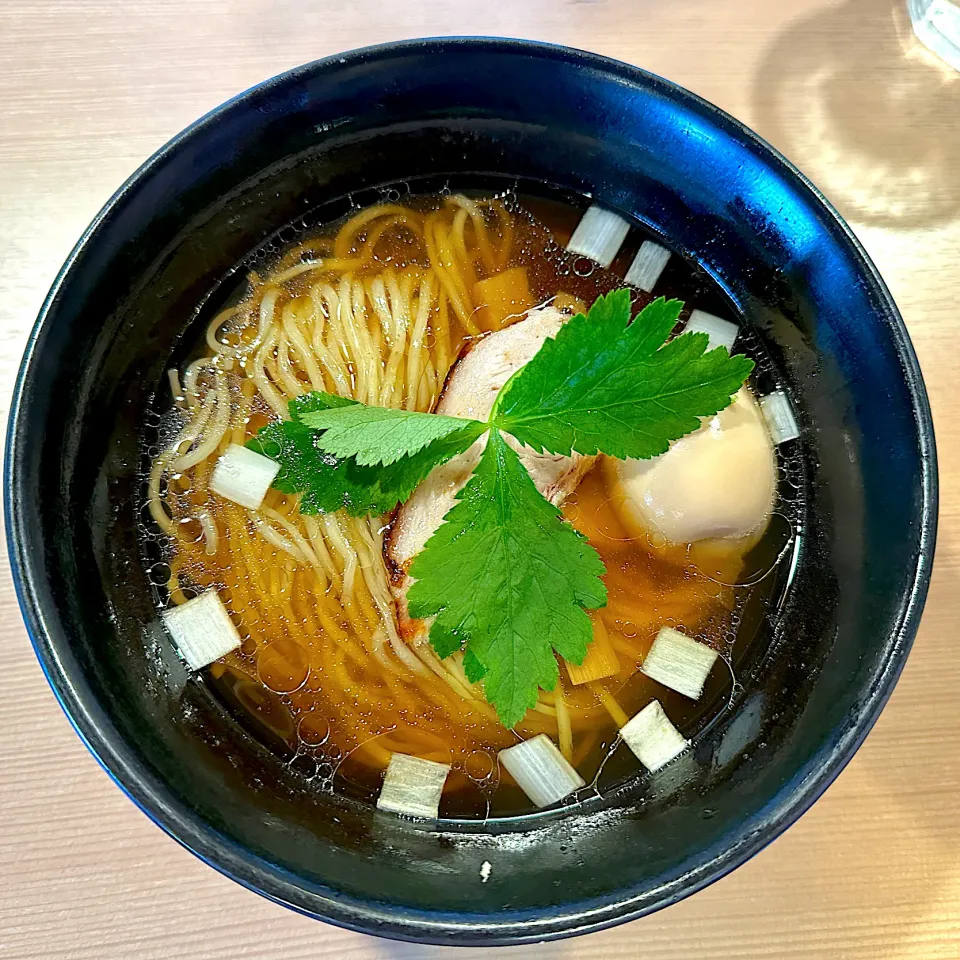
<box><xmin>499</xmin><ymin>734</ymin><xmax>585</xmax><ymax>808</ymax></box>
<box><xmin>621</xmin><ymin>700</ymin><xmax>689</xmax><ymax>772</ymax></box>
<box><xmin>760</xmin><ymin>390</ymin><xmax>800</xmax><ymax>444</ymax></box>
<box><xmin>566</xmin><ymin>205</ymin><xmax>630</xmax><ymax>267</ymax></box>
<box><xmin>209</xmin><ymin>443</ymin><xmax>281</xmax><ymax>510</ymax></box>
<box><xmin>625</xmin><ymin>240</ymin><xmax>671</xmax><ymax>292</ymax></box>
<box><xmin>641</xmin><ymin>626</ymin><xmax>720</xmax><ymax>700</ymax></box>
<box><xmin>684</xmin><ymin>309</ymin><xmax>738</xmax><ymax>353</ymax></box>
<box><xmin>377</xmin><ymin>753</ymin><xmax>451</xmax><ymax>820</ymax></box>
<box><xmin>161</xmin><ymin>589</ymin><xmax>242</xmax><ymax>670</ymax></box>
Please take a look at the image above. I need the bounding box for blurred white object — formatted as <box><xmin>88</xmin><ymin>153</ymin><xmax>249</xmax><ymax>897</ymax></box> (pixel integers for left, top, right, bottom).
<box><xmin>909</xmin><ymin>0</ymin><xmax>960</xmax><ymax>71</ymax></box>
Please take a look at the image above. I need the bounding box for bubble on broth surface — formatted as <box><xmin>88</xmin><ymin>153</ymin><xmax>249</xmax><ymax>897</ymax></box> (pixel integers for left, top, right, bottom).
<box><xmin>288</xmin><ymin>752</ymin><xmax>319</xmax><ymax>780</ymax></box>
<box><xmin>147</xmin><ymin>561</ymin><xmax>171</xmax><ymax>587</ymax></box>
<box><xmin>572</xmin><ymin>256</ymin><xmax>596</xmax><ymax>277</ymax></box>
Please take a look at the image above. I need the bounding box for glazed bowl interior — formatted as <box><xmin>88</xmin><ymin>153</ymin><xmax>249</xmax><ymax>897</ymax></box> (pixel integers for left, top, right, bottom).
<box><xmin>6</xmin><ymin>39</ymin><xmax>935</xmax><ymax>946</ymax></box>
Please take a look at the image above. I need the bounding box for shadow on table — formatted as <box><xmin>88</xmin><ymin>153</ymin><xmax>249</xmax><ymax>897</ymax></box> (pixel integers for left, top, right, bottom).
<box><xmin>753</xmin><ymin>0</ymin><xmax>960</xmax><ymax>229</ymax></box>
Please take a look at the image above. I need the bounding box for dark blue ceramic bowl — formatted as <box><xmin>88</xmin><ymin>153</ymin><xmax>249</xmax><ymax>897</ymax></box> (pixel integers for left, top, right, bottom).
<box><xmin>5</xmin><ymin>39</ymin><xmax>936</xmax><ymax>945</ymax></box>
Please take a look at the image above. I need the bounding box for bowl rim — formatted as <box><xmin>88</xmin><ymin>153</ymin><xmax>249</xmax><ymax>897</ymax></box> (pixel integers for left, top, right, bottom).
<box><xmin>4</xmin><ymin>36</ymin><xmax>938</xmax><ymax>946</ymax></box>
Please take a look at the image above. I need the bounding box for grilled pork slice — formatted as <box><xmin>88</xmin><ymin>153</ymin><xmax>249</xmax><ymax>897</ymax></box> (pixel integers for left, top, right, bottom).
<box><xmin>385</xmin><ymin>305</ymin><xmax>595</xmax><ymax>638</ymax></box>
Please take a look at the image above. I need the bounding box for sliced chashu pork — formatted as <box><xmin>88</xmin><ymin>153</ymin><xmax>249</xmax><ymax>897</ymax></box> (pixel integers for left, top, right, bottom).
<box><xmin>385</xmin><ymin>305</ymin><xmax>595</xmax><ymax>638</ymax></box>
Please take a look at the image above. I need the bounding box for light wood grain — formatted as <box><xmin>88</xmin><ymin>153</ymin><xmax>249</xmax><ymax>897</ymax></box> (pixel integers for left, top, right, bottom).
<box><xmin>2</xmin><ymin>0</ymin><xmax>959</xmax><ymax>957</ymax></box>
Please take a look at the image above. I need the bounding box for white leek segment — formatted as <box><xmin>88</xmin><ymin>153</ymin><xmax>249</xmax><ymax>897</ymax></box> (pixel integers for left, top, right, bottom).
<box><xmin>566</xmin><ymin>205</ymin><xmax>630</xmax><ymax>267</ymax></box>
<box><xmin>625</xmin><ymin>240</ymin><xmax>671</xmax><ymax>292</ymax></box>
<box><xmin>684</xmin><ymin>309</ymin><xmax>738</xmax><ymax>353</ymax></box>
<box><xmin>499</xmin><ymin>734</ymin><xmax>585</xmax><ymax>808</ymax></box>
<box><xmin>760</xmin><ymin>390</ymin><xmax>801</xmax><ymax>444</ymax></box>
<box><xmin>641</xmin><ymin>626</ymin><xmax>719</xmax><ymax>700</ymax></box>
<box><xmin>161</xmin><ymin>589</ymin><xmax>242</xmax><ymax>670</ymax></box>
<box><xmin>621</xmin><ymin>700</ymin><xmax>689</xmax><ymax>771</ymax></box>
<box><xmin>210</xmin><ymin>443</ymin><xmax>281</xmax><ymax>510</ymax></box>
<box><xmin>376</xmin><ymin>753</ymin><xmax>451</xmax><ymax>819</ymax></box>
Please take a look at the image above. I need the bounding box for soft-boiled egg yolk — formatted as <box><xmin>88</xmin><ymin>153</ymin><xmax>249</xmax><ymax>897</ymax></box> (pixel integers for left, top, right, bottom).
<box><xmin>611</xmin><ymin>387</ymin><xmax>776</xmax><ymax>544</ymax></box>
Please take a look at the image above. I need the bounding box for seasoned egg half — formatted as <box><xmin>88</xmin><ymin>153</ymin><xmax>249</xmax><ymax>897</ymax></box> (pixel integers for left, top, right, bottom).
<box><xmin>610</xmin><ymin>387</ymin><xmax>776</xmax><ymax>545</ymax></box>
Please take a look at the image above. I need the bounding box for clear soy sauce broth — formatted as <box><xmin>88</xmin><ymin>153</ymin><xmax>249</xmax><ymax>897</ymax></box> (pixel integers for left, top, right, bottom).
<box><xmin>139</xmin><ymin>178</ymin><xmax>804</xmax><ymax>822</ymax></box>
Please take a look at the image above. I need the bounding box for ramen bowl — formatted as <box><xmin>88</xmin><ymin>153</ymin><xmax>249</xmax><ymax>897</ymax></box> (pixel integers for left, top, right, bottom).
<box><xmin>5</xmin><ymin>39</ymin><xmax>936</xmax><ymax>945</ymax></box>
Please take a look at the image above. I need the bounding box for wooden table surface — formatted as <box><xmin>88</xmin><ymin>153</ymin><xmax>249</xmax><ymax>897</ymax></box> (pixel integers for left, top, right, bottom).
<box><xmin>2</xmin><ymin>1</ymin><xmax>958</xmax><ymax>957</ymax></box>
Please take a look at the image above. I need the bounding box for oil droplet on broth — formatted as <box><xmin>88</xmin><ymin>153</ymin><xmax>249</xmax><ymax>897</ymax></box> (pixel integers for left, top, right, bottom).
<box><xmin>562</xmin><ymin>492</ymin><xmax>581</xmax><ymax>524</ymax></box>
<box><xmin>177</xmin><ymin>517</ymin><xmax>205</xmax><ymax>545</ymax></box>
<box><xmin>221</xmin><ymin>672</ymin><xmax>296</xmax><ymax>742</ymax></box>
<box><xmin>464</xmin><ymin>749</ymin><xmax>496</xmax><ymax>782</ymax></box>
<box><xmin>297</xmin><ymin>711</ymin><xmax>330</xmax><ymax>746</ymax></box>
<box><xmin>257</xmin><ymin>638</ymin><xmax>310</xmax><ymax>694</ymax></box>
<box><xmin>687</xmin><ymin>513</ymin><xmax>793</xmax><ymax>587</ymax></box>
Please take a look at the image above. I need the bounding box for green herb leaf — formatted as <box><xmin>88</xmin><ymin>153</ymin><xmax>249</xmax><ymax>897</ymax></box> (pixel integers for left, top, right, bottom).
<box><xmin>289</xmin><ymin>391</ymin><xmax>358</xmax><ymax>418</ymax></box>
<box><xmin>248</xmin><ymin>396</ymin><xmax>483</xmax><ymax>517</ymax></box>
<box><xmin>407</xmin><ymin>430</ymin><xmax>607</xmax><ymax>728</ymax></box>
<box><xmin>298</xmin><ymin>391</ymin><xmax>485</xmax><ymax>466</ymax></box>
<box><xmin>491</xmin><ymin>291</ymin><xmax>756</xmax><ymax>460</ymax></box>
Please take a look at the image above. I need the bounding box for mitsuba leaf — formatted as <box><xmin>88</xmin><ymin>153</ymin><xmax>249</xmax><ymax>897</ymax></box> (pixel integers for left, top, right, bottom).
<box><xmin>299</xmin><ymin>393</ymin><xmax>484</xmax><ymax>467</ymax></box>
<box><xmin>492</xmin><ymin>291</ymin><xmax>755</xmax><ymax>460</ymax></box>
<box><xmin>407</xmin><ymin>430</ymin><xmax>607</xmax><ymax>728</ymax></box>
<box><xmin>248</xmin><ymin>394</ymin><xmax>483</xmax><ymax>517</ymax></box>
